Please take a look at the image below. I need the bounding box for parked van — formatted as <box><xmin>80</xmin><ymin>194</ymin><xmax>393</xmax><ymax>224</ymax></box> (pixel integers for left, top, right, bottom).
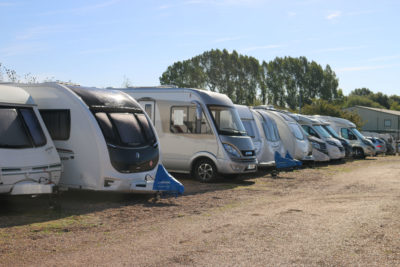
<box><xmin>0</xmin><ymin>84</ymin><xmax>61</xmax><ymax>195</ymax></box>
<box><xmin>121</xmin><ymin>87</ymin><xmax>257</xmax><ymax>182</ymax></box>
<box><xmin>295</xmin><ymin>114</ymin><xmax>345</xmax><ymax>160</ymax></box>
<box><xmin>316</xmin><ymin>116</ymin><xmax>375</xmax><ymax>159</ymax></box>
<box><xmin>16</xmin><ymin>83</ymin><xmax>183</xmax><ymax>194</ymax></box>
<box><xmin>312</xmin><ymin>116</ymin><xmax>352</xmax><ymax>157</ymax></box>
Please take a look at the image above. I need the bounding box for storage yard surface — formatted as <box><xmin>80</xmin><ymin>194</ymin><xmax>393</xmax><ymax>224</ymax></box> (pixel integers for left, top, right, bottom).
<box><xmin>1</xmin><ymin>156</ymin><xmax>400</xmax><ymax>266</ymax></box>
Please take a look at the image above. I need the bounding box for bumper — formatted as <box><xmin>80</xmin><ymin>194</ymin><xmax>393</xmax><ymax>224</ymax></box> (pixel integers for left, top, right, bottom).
<box><xmin>10</xmin><ymin>182</ymin><xmax>55</xmax><ymax>195</ymax></box>
<box><xmin>363</xmin><ymin>146</ymin><xmax>375</xmax><ymax>156</ymax></box>
<box><xmin>328</xmin><ymin>147</ymin><xmax>344</xmax><ymax>160</ymax></box>
<box><xmin>301</xmin><ymin>155</ymin><xmax>314</xmax><ymax>162</ymax></box>
<box><xmin>258</xmin><ymin>160</ymin><xmax>276</xmax><ymax>167</ymax></box>
<box><xmin>217</xmin><ymin>158</ymin><xmax>257</xmax><ymax>174</ymax></box>
<box><xmin>312</xmin><ymin>149</ymin><xmax>330</xmax><ymax>162</ymax></box>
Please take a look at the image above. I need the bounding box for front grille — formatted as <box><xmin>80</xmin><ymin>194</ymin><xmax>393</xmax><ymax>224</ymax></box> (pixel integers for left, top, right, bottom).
<box><xmin>339</xmin><ymin>146</ymin><xmax>344</xmax><ymax>152</ymax></box>
<box><xmin>320</xmin><ymin>143</ymin><xmax>327</xmax><ymax>150</ymax></box>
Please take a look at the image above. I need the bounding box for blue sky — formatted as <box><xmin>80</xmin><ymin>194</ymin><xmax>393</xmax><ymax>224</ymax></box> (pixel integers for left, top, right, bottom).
<box><xmin>1</xmin><ymin>0</ymin><xmax>399</xmax><ymax>95</ymax></box>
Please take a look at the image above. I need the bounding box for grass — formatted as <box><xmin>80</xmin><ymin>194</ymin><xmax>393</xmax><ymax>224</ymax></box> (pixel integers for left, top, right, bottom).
<box><xmin>28</xmin><ymin>215</ymin><xmax>99</xmax><ymax>234</ymax></box>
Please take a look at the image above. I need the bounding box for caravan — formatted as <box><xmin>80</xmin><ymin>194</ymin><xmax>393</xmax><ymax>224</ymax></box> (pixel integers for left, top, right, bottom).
<box><xmin>0</xmin><ymin>84</ymin><xmax>61</xmax><ymax>195</ymax></box>
<box><xmin>236</xmin><ymin>105</ymin><xmax>299</xmax><ymax>170</ymax></box>
<box><xmin>120</xmin><ymin>87</ymin><xmax>257</xmax><ymax>182</ymax></box>
<box><xmin>16</xmin><ymin>83</ymin><xmax>183</xmax><ymax>194</ymax></box>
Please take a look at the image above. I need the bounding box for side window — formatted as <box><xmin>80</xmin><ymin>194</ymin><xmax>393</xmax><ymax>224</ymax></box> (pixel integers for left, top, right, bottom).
<box><xmin>341</xmin><ymin>128</ymin><xmax>349</xmax><ymax>139</ymax></box>
<box><xmin>170</xmin><ymin>106</ymin><xmax>212</xmax><ymax>134</ymax></box>
<box><xmin>39</xmin><ymin>110</ymin><xmax>71</xmax><ymax>140</ymax></box>
<box><xmin>0</xmin><ymin>108</ymin><xmax>31</xmax><ymax>148</ymax></box>
<box><xmin>348</xmin><ymin>130</ymin><xmax>357</xmax><ymax>140</ymax></box>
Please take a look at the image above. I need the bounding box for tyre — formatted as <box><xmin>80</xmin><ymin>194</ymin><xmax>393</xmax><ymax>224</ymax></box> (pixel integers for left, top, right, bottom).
<box><xmin>193</xmin><ymin>158</ymin><xmax>217</xmax><ymax>182</ymax></box>
<box><xmin>354</xmin><ymin>147</ymin><xmax>365</xmax><ymax>159</ymax></box>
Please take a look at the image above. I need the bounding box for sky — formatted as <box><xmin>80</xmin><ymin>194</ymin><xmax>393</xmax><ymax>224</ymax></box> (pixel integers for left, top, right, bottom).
<box><xmin>1</xmin><ymin>0</ymin><xmax>399</xmax><ymax>95</ymax></box>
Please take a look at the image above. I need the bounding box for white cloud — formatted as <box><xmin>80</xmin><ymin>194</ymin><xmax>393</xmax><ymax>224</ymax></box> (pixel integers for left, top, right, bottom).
<box><xmin>336</xmin><ymin>64</ymin><xmax>400</xmax><ymax>72</ymax></box>
<box><xmin>368</xmin><ymin>54</ymin><xmax>400</xmax><ymax>62</ymax></box>
<box><xmin>0</xmin><ymin>43</ymin><xmax>47</xmax><ymax>57</ymax></box>
<box><xmin>184</xmin><ymin>0</ymin><xmax>263</xmax><ymax>7</ymax></box>
<box><xmin>213</xmin><ymin>36</ymin><xmax>243</xmax><ymax>43</ymax></box>
<box><xmin>0</xmin><ymin>2</ymin><xmax>15</xmax><ymax>7</ymax></box>
<box><xmin>326</xmin><ymin>11</ymin><xmax>341</xmax><ymax>20</ymax></box>
<box><xmin>315</xmin><ymin>45</ymin><xmax>366</xmax><ymax>53</ymax></box>
<box><xmin>287</xmin><ymin>11</ymin><xmax>296</xmax><ymax>17</ymax></box>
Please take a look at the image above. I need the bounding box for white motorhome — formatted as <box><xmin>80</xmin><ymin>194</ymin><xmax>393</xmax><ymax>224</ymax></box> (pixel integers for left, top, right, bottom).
<box><xmin>120</xmin><ymin>87</ymin><xmax>257</xmax><ymax>182</ymax></box>
<box><xmin>316</xmin><ymin>116</ymin><xmax>375</xmax><ymax>158</ymax></box>
<box><xmin>0</xmin><ymin>84</ymin><xmax>62</xmax><ymax>195</ymax></box>
<box><xmin>16</xmin><ymin>83</ymin><xmax>183</xmax><ymax>194</ymax></box>
<box><xmin>295</xmin><ymin>114</ymin><xmax>345</xmax><ymax>160</ymax></box>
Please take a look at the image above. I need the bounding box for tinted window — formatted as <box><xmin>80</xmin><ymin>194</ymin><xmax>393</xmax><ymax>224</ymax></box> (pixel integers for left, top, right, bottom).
<box><xmin>20</xmin><ymin>109</ymin><xmax>46</xmax><ymax>146</ymax></box>
<box><xmin>95</xmin><ymin>112</ymin><xmax>117</xmax><ymax>143</ymax></box>
<box><xmin>302</xmin><ymin>125</ymin><xmax>319</xmax><ymax>138</ymax></box>
<box><xmin>136</xmin><ymin>113</ymin><xmax>156</xmax><ymax>144</ymax></box>
<box><xmin>40</xmin><ymin>110</ymin><xmax>71</xmax><ymax>140</ymax></box>
<box><xmin>109</xmin><ymin>113</ymin><xmax>144</xmax><ymax>146</ymax></box>
<box><xmin>242</xmin><ymin>120</ymin><xmax>255</xmax><ymax>138</ymax></box>
<box><xmin>262</xmin><ymin>121</ymin><xmax>280</xmax><ymax>142</ymax></box>
<box><xmin>0</xmin><ymin>108</ymin><xmax>31</xmax><ymax>148</ymax></box>
<box><xmin>209</xmin><ymin>105</ymin><xmax>246</xmax><ymax>136</ymax></box>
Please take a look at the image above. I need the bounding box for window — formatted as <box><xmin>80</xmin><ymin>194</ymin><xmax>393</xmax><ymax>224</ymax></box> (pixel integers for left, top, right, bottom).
<box><xmin>95</xmin><ymin>112</ymin><xmax>156</xmax><ymax>147</ymax></box>
<box><xmin>384</xmin><ymin>119</ymin><xmax>391</xmax><ymax>128</ymax></box>
<box><xmin>170</xmin><ymin>106</ymin><xmax>212</xmax><ymax>134</ymax></box>
<box><xmin>144</xmin><ymin>104</ymin><xmax>152</xmax><ymax>120</ymax></box>
<box><xmin>302</xmin><ymin>125</ymin><xmax>319</xmax><ymax>138</ymax></box>
<box><xmin>0</xmin><ymin>108</ymin><xmax>31</xmax><ymax>148</ymax></box>
<box><xmin>289</xmin><ymin>123</ymin><xmax>304</xmax><ymax>140</ymax></box>
<box><xmin>208</xmin><ymin>105</ymin><xmax>245</xmax><ymax>136</ymax></box>
<box><xmin>242</xmin><ymin>120</ymin><xmax>255</xmax><ymax>138</ymax></box>
<box><xmin>40</xmin><ymin>110</ymin><xmax>71</xmax><ymax>140</ymax></box>
<box><xmin>20</xmin><ymin>109</ymin><xmax>46</xmax><ymax>146</ymax></box>
<box><xmin>341</xmin><ymin>128</ymin><xmax>357</xmax><ymax>140</ymax></box>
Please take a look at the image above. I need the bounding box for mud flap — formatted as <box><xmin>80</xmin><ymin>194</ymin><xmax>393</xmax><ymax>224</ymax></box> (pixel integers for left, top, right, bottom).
<box><xmin>285</xmin><ymin>151</ymin><xmax>302</xmax><ymax>167</ymax></box>
<box><xmin>274</xmin><ymin>151</ymin><xmax>302</xmax><ymax>170</ymax></box>
<box><xmin>152</xmin><ymin>164</ymin><xmax>184</xmax><ymax>196</ymax></box>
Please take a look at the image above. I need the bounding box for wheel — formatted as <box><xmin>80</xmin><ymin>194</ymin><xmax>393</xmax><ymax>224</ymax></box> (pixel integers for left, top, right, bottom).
<box><xmin>354</xmin><ymin>147</ymin><xmax>365</xmax><ymax>159</ymax></box>
<box><xmin>194</xmin><ymin>158</ymin><xmax>217</xmax><ymax>182</ymax></box>
<box><xmin>271</xmin><ymin>170</ymin><xmax>279</xmax><ymax>178</ymax></box>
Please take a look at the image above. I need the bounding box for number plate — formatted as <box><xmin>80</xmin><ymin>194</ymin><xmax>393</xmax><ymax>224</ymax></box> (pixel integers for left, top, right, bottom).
<box><xmin>247</xmin><ymin>164</ymin><xmax>256</xmax><ymax>170</ymax></box>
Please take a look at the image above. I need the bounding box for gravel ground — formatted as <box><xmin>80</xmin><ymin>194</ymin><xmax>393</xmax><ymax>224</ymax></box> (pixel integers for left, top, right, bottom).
<box><xmin>1</xmin><ymin>156</ymin><xmax>400</xmax><ymax>266</ymax></box>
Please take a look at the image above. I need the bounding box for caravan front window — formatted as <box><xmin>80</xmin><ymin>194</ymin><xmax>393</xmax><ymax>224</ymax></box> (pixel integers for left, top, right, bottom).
<box><xmin>242</xmin><ymin>120</ymin><xmax>255</xmax><ymax>138</ymax></box>
<box><xmin>0</xmin><ymin>107</ymin><xmax>46</xmax><ymax>148</ymax></box>
<box><xmin>208</xmin><ymin>105</ymin><xmax>246</xmax><ymax>136</ymax></box>
<box><xmin>289</xmin><ymin>123</ymin><xmax>304</xmax><ymax>140</ymax></box>
<box><xmin>95</xmin><ymin>111</ymin><xmax>156</xmax><ymax>147</ymax></box>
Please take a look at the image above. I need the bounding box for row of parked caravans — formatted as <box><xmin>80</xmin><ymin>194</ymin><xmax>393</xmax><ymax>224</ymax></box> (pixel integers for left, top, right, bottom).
<box><xmin>0</xmin><ymin>83</ymin><xmax>377</xmax><ymax>197</ymax></box>
<box><xmin>0</xmin><ymin>83</ymin><xmax>184</xmax><ymax>197</ymax></box>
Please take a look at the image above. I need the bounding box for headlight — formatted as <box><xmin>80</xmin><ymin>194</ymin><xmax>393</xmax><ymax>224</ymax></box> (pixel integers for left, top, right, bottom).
<box><xmin>311</xmin><ymin>141</ymin><xmax>320</xmax><ymax>150</ymax></box>
<box><xmin>326</xmin><ymin>140</ymin><xmax>337</xmax><ymax>146</ymax></box>
<box><xmin>223</xmin><ymin>143</ymin><xmax>241</xmax><ymax>158</ymax></box>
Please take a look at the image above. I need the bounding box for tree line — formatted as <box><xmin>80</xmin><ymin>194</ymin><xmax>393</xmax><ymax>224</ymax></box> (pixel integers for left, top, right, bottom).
<box><xmin>159</xmin><ymin>49</ymin><xmax>340</xmax><ymax>110</ymax></box>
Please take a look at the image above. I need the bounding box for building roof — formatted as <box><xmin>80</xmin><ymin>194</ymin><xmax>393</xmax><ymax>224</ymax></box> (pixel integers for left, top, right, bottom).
<box><xmin>349</xmin><ymin>106</ymin><xmax>400</xmax><ymax>116</ymax></box>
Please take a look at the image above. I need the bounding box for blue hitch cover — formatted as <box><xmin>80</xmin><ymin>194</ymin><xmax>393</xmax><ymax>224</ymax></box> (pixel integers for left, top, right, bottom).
<box><xmin>274</xmin><ymin>151</ymin><xmax>301</xmax><ymax>170</ymax></box>
<box><xmin>153</xmin><ymin>164</ymin><xmax>184</xmax><ymax>196</ymax></box>
<box><xmin>285</xmin><ymin>151</ymin><xmax>302</xmax><ymax>167</ymax></box>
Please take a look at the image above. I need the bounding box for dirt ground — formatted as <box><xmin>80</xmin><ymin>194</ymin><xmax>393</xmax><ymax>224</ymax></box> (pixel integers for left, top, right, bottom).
<box><xmin>1</xmin><ymin>156</ymin><xmax>400</xmax><ymax>266</ymax></box>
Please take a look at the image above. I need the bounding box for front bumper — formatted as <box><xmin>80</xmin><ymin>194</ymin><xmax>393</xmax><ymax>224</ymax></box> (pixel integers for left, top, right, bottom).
<box><xmin>217</xmin><ymin>157</ymin><xmax>257</xmax><ymax>174</ymax></box>
<box><xmin>10</xmin><ymin>182</ymin><xmax>55</xmax><ymax>195</ymax></box>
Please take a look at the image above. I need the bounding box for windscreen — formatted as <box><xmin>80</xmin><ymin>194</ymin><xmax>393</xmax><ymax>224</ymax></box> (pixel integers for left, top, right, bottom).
<box><xmin>242</xmin><ymin>120</ymin><xmax>255</xmax><ymax>138</ymax></box>
<box><xmin>95</xmin><ymin>111</ymin><xmax>156</xmax><ymax>147</ymax></box>
<box><xmin>289</xmin><ymin>123</ymin><xmax>304</xmax><ymax>140</ymax></box>
<box><xmin>323</xmin><ymin>125</ymin><xmax>340</xmax><ymax>139</ymax></box>
<box><xmin>0</xmin><ymin>107</ymin><xmax>46</xmax><ymax>148</ymax></box>
<box><xmin>209</xmin><ymin>105</ymin><xmax>246</xmax><ymax>136</ymax></box>
<box><xmin>314</xmin><ymin>125</ymin><xmax>331</xmax><ymax>138</ymax></box>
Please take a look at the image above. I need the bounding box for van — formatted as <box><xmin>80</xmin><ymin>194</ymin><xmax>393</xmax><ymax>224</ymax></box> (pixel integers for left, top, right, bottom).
<box><xmin>120</xmin><ymin>87</ymin><xmax>257</xmax><ymax>182</ymax></box>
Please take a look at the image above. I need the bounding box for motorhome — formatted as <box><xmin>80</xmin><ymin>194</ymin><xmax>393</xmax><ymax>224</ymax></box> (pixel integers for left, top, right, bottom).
<box><xmin>16</xmin><ymin>83</ymin><xmax>183</xmax><ymax>194</ymax></box>
<box><xmin>0</xmin><ymin>84</ymin><xmax>62</xmax><ymax>195</ymax></box>
<box><xmin>120</xmin><ymin>87</ymin><xmax>257</xmax><ymax>182</ymax></box>
<box><xmin>312</xmin><ymin>116</ymin><xmax>352</xmax><ymax>157</ymax></box>
<box><xmin>316</xmin><ymin>116</ymin><xmax>375</xmax><ymax>159</ymax></box>
<box><xmin>295</xmin><ymin>114</ymin><xmax>345</xmax><ymax>160</ymax></box>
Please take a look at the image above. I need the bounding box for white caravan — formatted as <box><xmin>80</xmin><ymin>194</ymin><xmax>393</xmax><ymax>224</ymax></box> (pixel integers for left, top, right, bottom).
<box><xmin>315</xmin><ymin>116</ymin><xmax>375</xmax><ymax>158</ymax></box>
<box><xmin>0</xmin><ymin>84</ymin><xmax>61</xmax><ymax>195</ymax></box>
<box><xmin>235</xmin><ymin>105</ymin><xmax>299</xmax><ymax>170</ymax></box>
<box><xmin>255</xmin><ymin>107</ymin><xmax>313</xmax><ymax>162</ymax></box>
<box><xmin>296</xmin><ymin>114</ymin><xmax>345</xmax><ymax>160</ymax></box>
<box><xmin>120</xmin><ymin>87</ymin><xmax>257</xmax><ymax>182</ymax></box>
<box><xmin>17</xmin><ymin>83</ymin><xmax>183</xmax><ymax>194</ymax></box>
